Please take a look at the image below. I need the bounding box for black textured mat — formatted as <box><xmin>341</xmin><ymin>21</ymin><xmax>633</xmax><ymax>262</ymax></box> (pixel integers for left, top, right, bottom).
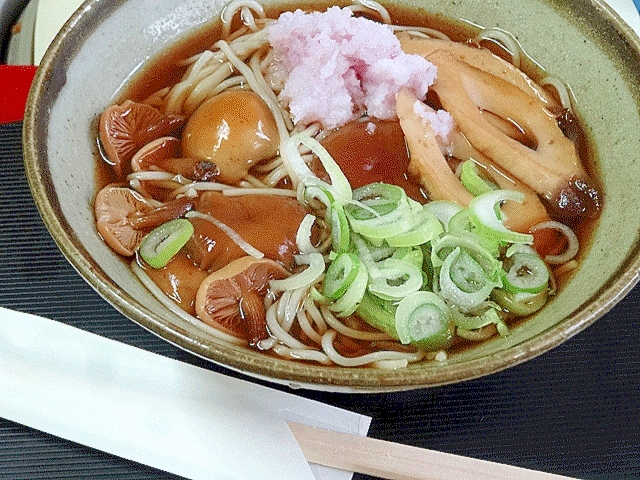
<box><xmin>0</xmin><ymin>121</ymin><xmax>639</xmax><ymax>479</ymax></box>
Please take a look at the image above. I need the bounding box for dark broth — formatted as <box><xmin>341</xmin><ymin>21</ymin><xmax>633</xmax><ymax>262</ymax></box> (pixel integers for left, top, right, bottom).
<box><xmin>114</xmin><ymin>1</ymin><xmax>601</xmax><ymax>220</ymax></box>
<box><xmin>96</xmin><ymin>3</ymin><xmax>602</xmax><ymax>359</ymax></box>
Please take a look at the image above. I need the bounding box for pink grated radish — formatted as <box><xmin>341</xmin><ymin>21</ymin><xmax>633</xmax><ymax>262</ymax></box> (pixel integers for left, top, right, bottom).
<box><xmin>267</xmin><ymin>7</ymin><xmax>437</xmax><ymax>130</ymax></box>
<box><xmin>413</xmin><ymin>100</ymin><xmax>455</xmax><ymax>155</ymax></box>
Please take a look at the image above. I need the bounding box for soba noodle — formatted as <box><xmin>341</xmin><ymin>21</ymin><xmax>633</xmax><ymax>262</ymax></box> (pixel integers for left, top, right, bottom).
<box><xmin>94</xmin><ymin>0</ymin><xmax>600</xmax><ymax>369</ymax></box>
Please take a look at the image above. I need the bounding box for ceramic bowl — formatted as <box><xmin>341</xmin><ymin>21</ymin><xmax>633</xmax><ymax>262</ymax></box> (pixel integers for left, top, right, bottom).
<box><xmin>23</xmin><ymin>0</ymin><xmax>640</xmax><ymax>392</ymax></box>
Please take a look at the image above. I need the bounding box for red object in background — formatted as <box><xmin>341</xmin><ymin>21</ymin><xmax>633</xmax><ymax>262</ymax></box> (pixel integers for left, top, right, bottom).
<box><xmin>0</xmin><ymin>65</ymin><xmax>38</xmax><ymax>124</ymax></box>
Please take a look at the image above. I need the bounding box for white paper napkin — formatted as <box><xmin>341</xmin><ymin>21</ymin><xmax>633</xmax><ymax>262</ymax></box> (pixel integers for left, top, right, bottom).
<box><xmin>0</xmin><ymin>307</ymin><xmax>371</xmax><ymax>480</ymax></box>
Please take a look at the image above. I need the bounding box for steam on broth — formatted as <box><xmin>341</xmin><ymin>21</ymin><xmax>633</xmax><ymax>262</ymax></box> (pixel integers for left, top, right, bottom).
<box><xmin>94</xmin><ymin>1</ymin><xmax>601</xmax><ymax>369</ymax></box>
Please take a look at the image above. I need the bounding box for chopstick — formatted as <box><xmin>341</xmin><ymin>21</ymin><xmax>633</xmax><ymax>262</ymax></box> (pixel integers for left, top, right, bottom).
<box><xmin>288</xmin><ymin>422</ymin><xmax>578</xmax><ymax>480</ymax></box>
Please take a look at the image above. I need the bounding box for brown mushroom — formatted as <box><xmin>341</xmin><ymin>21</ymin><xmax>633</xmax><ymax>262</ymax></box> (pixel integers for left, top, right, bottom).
<box><xmin>94</xmin><ymin>185</ymin><xmax>193</xmax><ymax>256</ymax></box>
<box><xmin>184</xmin><ymin>191</ymin><xmax>307</xmax><ymax>272</ymax></box>
<box><xmin>129</xmin><ymin>196</ymin><xmax>194</xmax><ymax>230</ymax></box>
<box><xmin>142</xmin><ymin>250</ymin><xmax>208</xmax><ymax>315</ymax></box>
<box><xmin>181</xmin><ymin>90</ymin><xmax>279</xmax><ymax>184</ymax></box>
<box><xmin>195</xmin><ymin>256</ymin><xmax>289</xmax><ymax>345</ymax></box>
<box><xmin>320</xmin><ymin>118</ymin><xmax>426</xmax><ymax>203</ymax></box>
<box><xmin>131</xmin><ymin>136</ymin><xmax>219</xmax><ymax>181</ymax></box>
<box><xmin>99</xmin><ymin>100</ymin><xmax>185</xmax><ymax>180</ymax></box>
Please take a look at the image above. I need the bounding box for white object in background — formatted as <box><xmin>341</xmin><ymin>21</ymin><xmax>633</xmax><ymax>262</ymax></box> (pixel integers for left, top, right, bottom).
<box><xmin>609</xmin><ymin>0</ymin><xmax>640</xmax><ymax>33</ymax></box>
<box><xmin>4</xmin><ymin>0</ymin><xmax>37</xmax><ymax>64</ymax></box>
<box><xmin>0</xmin><ymin>307</ymin><xmax>371</xmax><ymax>480</ymax></box>
<box><xmin>3</xmin><ymin>0</ymin><xmax>83</xmax><ymax>64</ymax></box>
<box><xmin>32</xmin><ymin>0</ymin><xmax>82</xmax><ymax>64</ymax></box>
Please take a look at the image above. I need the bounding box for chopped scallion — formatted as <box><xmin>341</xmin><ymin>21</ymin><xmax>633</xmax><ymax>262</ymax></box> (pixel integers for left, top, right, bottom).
<box><xmin>139</xmin><ymin>218</ymin><xmax>194</xmax><ymax>269</ymax></box>
<box><xmin>395</xmin><ymin>291</ymin><xmax>454</xmax><ymax>350</ymax></box>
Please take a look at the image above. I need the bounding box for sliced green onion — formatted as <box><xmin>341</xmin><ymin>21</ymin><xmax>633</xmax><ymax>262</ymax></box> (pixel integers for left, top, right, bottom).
<box><xmin>439</xmin><ymin>247</ymin><xmax>501</xmax><ymax>311</ymax></box>
<box><xmin>408</xmin><ymin>197</ymin><xmax>424</xmax><ymax>212</ymax></box>
<box><xmin>299</xmin><ymin>135</ymin><xmax>352</xmax><ymax>201</ymax></box>
<box><xmin>502</xmin><ymin>252</ymin><xmax>549</xmax><ymax>294</ymax></box>
<box><xmin>448</xmin><ymin>197</ymin><xmax>502</xmax><ymax>236</ymax></box>
<box><xmin>346</xmin><ymin>210</ymin><xmax>415</xmax><ymax>239</ymax></box>
<box><xmin>468</xmin><ymin>190</ymin><xmax>534</xmax><ymax>244</ymax></box>
<box><xmin>368</xmin><ymin>258</ymin><xmax>423</xmax><ymax>301</ymax></box>
<box><xmin>395</xmin><ymin>291</ymin><xmax>454</xmax><ymax>350</ymax></box>
<box><xmin>302</xmin><ymin>184</ymin><xmax>335</xmax><ymax>210</ymax></box>
<box><xmin>294</xmin><ymin>133</ymin><xmax>353</xmax><ymax>201</ymax></box>
<box><xmin>352</xmin><ymin>183</ymin><xmax>406</xmax><ymax>215</ymax></box>
<box><xmin>391</xmin><ymin>247</ymin><xmax>424</xmax><ymax>271</ymax></box>
<box><xmin>386</xmin><ymin>207</ymin><xmax>443</xmax><ymax>247</ymax></box>
<box><xmin>323</xmin><ymin>252</ymin><xmax>361</xmax><ymax>301</ymax></box>
<box><xmin>496</xmin><ymin>319</ymin><xmax>510</xmax><ymax>337</ymax></box>
<box><xmin>456</xmin><ymin>323</ymin><xmax>498</xmax><ymax>341</ymax></box>
<box><xmin>492</xmin><ymin>288</ymin><xmax>548</xmax><ymax>317</ymax></box>
<box><xmin>460</xmin><ymin>159</ymin><xmax>498</xmax><ymax>196</ymax></box>
<box><xmin>309</xmin><ymin>286</ymin><xmax>331</xmax><ymax>305</ymax></box>
<box><xmin>368</xmin><ymin>244</ymin><xmax>397</xmax><ymax>262</ymax></box>
<box><xmin>269</xmin><ymin>252</ymin><xmax>325</xmax><ymax>292</ymax></box>
<box><xmin>425</xmin><ymin>200</ymin><xmax>463</xmax><ymax>230</ymax></box>
<box><xmin>436</xmin><ymin>211</ymin><xmax>502</xmax><ymax>258</ymax></box>
<box><xmin>530</xmin><ymin>220</ymin><xmax>580</xmax><ymax>265</ymax></box>
<box><xmin>355</xmin><ymin>292</ymin><xmax>399</xmax><ymax>339</ymax></box>
<box><xmin>345</xmin><ymin>183</ymin><xmax>414</xmax><ymax>239</ymax></box>
<box><xmin>361</xmin><ymin>296</ymin><xmax>458</xmax><ymax>357</ymax></box>
<box><xmin>329</xmin><ymin>202</ymin><xmax>350</xmax><ymax>253</ymax></box>
<box><xmin>505</xmin><ymin>243</ymin><xmax>538</xmax><ymax>257</ymax></box>
<box><xmin>328</xmin><ymin>260</ymin><xmax>369</xmax><ymax>317</ymax></box>
<box><xmin>282</xmin><ymin>132</ymin><xmax>352</xmax><ymax>206</ymax></box>
<box><xmin>139</xmin><ymin>218</ymin><xmax>194</xmax><ymax>268</ymax></box>
<box><xmin>431</xmin><ymin>233</ymin><xmax>502</xmax><ymax>278</ymax></box>
<box><xmin>420</xmin><ymin>244</ymin><xmax>435</xmax><ymax>291</ymax></box>
<box><xmin>296</xmin><ymin>214</ymin><xmax>319</xmax><ymax>254</ymax></box>
<box><xmin>451</xmin><ymin>306</ymin><xmax>502</xmax><ymax>330</ymax></box>
<box><xmin>447</xmin><ymin>208</ymin><xmax>474</xmax><ymax>233</ymax></box>
<box><xmin>448</xmin><ymin>250</ymin><xmax>489</xmax><ymax>293</ymax></box>
<box><xmin>350</xmin><ymin>233</ymin><xmax>382</xmax><ymax>279</ymax></box>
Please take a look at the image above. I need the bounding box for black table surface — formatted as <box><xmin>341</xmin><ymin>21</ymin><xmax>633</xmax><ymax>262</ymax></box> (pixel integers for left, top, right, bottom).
<box><xmin>0</xmin><ymin>121</ymin><xmax>638</xmax><ymax>479</ymax></box>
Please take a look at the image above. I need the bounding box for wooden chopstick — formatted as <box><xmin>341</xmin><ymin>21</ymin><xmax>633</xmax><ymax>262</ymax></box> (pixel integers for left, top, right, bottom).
<box><xmin>288</xmin><ymin>422</ymin><xmax>578</xmax><ymax>480</ymax></box>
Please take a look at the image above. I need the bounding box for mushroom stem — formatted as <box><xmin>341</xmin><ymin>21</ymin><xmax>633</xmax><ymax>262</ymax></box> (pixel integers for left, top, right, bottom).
<box><xmin>240</xmin><ymin>290</ymin><xmax>269</xmax><ymax>345</ymax></box>
<box><xmin>130</xmin><ymin>197</ymin><xmax>194</xmax><ymax>230</ymax></box>
<box><xmin>99</xmin><ymin>100</ymin><xmax>185</xmax><ymax>180</ymax></box>
<box><xmin>131</xmin><ymin>136</ymin><xmax>220</xmax><ymax>181</ymax></box>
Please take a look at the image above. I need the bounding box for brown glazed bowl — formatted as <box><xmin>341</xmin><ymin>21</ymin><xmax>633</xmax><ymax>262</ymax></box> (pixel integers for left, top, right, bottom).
<box><xmin>23</xmin><ymin>0</ymin><xmax>640</xmax><ymax>392</ymax></box>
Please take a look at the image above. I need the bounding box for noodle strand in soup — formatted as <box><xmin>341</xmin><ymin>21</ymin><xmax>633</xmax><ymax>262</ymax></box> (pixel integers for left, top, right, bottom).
<box><xmin>93</xmin><ymin>0</ymin><xmax>601</xmax><ymax>369</ymax></box>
